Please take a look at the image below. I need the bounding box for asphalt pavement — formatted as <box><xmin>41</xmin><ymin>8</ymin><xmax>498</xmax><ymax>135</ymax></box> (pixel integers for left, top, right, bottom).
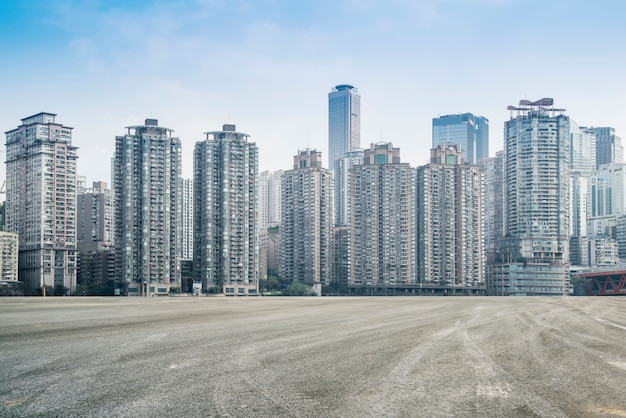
<box><xmin>1</xmin><ymin>296</ymin><xmax>625</xmax><ymax>417</ymax></box>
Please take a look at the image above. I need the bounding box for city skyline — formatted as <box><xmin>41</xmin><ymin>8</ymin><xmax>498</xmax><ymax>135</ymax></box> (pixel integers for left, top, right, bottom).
<box><xmin>1</xmin><ymin>1</ymin><xmax>625</xmax><ymax>184</ymax></box>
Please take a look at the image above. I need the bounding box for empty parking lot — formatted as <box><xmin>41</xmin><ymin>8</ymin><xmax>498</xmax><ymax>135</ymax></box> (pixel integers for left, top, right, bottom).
<box><xmin>1</xmin><ymin>296</ymin><xmax>625</xmax><ymax>417</ymax></box>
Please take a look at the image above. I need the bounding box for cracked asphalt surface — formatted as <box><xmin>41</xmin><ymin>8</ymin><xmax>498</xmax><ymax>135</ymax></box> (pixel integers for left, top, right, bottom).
<box><xmin>1</xmin><ymin>296</ymin><xmax>625</xmax><ymax>417</ymax></box>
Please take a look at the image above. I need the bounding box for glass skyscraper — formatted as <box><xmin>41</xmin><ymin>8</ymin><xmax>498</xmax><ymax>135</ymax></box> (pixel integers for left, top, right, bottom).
<box><xmin>432</xmin><ymin>113</ymin><xmax>489</xmax><ymax>164</ymax></box>
<box><xmin>328</xmin><ymin>84</ymin><xmax>360</xmax><ymax>170</ymax></box>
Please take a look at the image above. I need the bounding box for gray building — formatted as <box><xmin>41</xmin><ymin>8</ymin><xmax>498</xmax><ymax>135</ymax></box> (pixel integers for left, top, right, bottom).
<box><xmin>281</xmin><ymin>149</ymin><xmax>333</xmax><ymax>294</ymax></box>
<box><xmin>416</xmin><ymin>145</ymin><xmax>483</xmax><ymax>287</ymax></box>
<box><xmin>594</xmin><ymin>127</ymin><xmax>623</xmax><ymax>168</ymax></box>
<box><xmin>350</xmin><ymin>143</ymin><xmax>414</xmax><ymax>288</ymax></box>
<box><xmin>194</xmin><ymin>124</ymin><xmax>258</xmax><ymax>295</ymax></box>
<box><xmin>478</xmin><ymin>150</ymin><xmax>505</xmax><ymax>263</ymax></box>
<box><xmin>77</xmin><ymin>181</ymin><xmax>115</xmax><ymax>294</ymax></box>
<box><xmin>113</xmin><ymin>119</ymin><xmax>182</xmax><ymax>296</ymax></box>
<box><xmin>334</xmin><ymin>149</ymin><xmax>364</xmax><ymax>227</ymax></box>
<box><xmin>488</xmin><ymin>99</ymin><xmax>571</xmax><ymax>296</ymax></box>
<box><xmin>77</xmin><ymin>181</ymin><xmax>114</xmax><ymax>253</ymax></box>
<box><xmin>328</xmin><ymin>85</ymin><xmax>360</xmax><ymax>171</ymax></box>
<box><xmin>432</xmin><ymin>113</ymin><xmax>489</xmax><ymax>164</ymax></box>
<box><xmin>5</xmin><ymin>113</ymin><xmax>78</xmax><ymax>294</ymax></box>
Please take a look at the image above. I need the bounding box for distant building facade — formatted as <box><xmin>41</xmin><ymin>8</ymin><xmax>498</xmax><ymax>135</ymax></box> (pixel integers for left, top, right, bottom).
<box><xmin>595</xmin><ymin>127</ymin><xmax>623</xmax><ymax>168</ymax></box>
<box><xmin>334</xmin><ymin>149</ymin><xmax>364</xmax><ymax>227</ymax></box>
<box><xmin>113</xmin><ymin>119</ymin><xmax>182</xmax><ymax>296</ymax></box>
<box><xmin>417</xmin><ymin>145</ymin><xmax>483</xmax><ymax>287</ymax></box>
<box><xmin>258</xmin><ymin>170</ymin><xmax>282</xmax><ymax>230</ymax></box>
<box><xmin>328</xmin><ymin>85</ymin><xmax>360</xmax><ymax>171</ymax></box>
<box><xmin>181</xmin><ymin>178</ymin><xmax>194</xmax><ymax>261</ymax></box>
<box><xmin>478</xmin><ymin>151</ymin><xmax>505</xmax><ymax>263</ymax></box>
<box><xmin>5</xmin><ymin>113</ymin><xmax>78</xmax><ymax>294</ymax></box>
<box><xmin>350</xmin><ymin>143</ymin><xmax>414</xmax><ymax>288</ymax></box>
<box><xmin>281</xmin><ymin>149</ymin><xmax>333</xmax><ymax>294</ymax></box>
<box><xmin>0</xmin><ymin>232</ymin><xmax>18</xmax><ymax>282</ymax></box>
<box><xmin>77</xmin><ymin>181</ymin><xmax>115</xmax><ymax>294</ymax></box>
<box><xmin>488</xmin><ymin>99</ymin><xmax>571</xmax><ymax>296</ymax></box>
<box><xmin>194</xmin><ymin>124</ymin><xmax>259</xmax><ymax>295</ymax></box>
<box><xmin>432</xmin><ymin>113</ymin><xmax>489</xmax><ymax>164</ymax></box>
<box><xmin>77</xmin><ymin>181</ymin><xmax>114</xmax><ymax>252</ymax></box>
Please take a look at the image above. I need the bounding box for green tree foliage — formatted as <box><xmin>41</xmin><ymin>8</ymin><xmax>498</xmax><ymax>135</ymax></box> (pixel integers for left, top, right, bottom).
<box><xmin>283</xmin><ymin>282</ymin><xmax>317</xmax><ymax>296</ymax></box>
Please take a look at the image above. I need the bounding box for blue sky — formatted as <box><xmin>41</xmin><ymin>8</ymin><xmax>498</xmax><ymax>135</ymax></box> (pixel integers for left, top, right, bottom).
<box><xmin>1</xmin><ymin>0</ymin><xmax>625</xmax><ymax>183</ymax></box>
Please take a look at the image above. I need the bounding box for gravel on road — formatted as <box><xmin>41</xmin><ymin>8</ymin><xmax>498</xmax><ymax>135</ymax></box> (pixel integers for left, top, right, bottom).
<box><xmin>1</xmin><ymin>296</ymin><xmax>625</xmax><ymax>417</ymax></box>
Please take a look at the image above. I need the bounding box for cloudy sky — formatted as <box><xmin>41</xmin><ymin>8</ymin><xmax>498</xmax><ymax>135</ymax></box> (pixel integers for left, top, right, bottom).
<box><xmin>1</xmin><ymin>0</ymin><xmax>625</xmax><ymax>183</ymax></box>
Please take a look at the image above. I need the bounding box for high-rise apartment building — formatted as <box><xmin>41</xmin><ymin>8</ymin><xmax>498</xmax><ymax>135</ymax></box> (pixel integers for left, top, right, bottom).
<box><xmin>334</xmin><ymin>149</ymin><xmax>364</xmax><ymax>227</ymax></box>
<box><xmin>328</xmin><ymin>85</ymin><xmax>360</xmax><ymax>170</ymax></box>
<box><xmin>350</xmin><ymin>143</ymin><xmax>414</xmax><ymax>288</ymax></box>
<box><xmin>488</xmin><ymin>99</ymin><xmax>571</xmax><ymax>296</ymax></box>
<box><xmin>194</xmin><ymin>124</ymin><xmax>258</xmax><ymax>296</ymax></box>
<box><xmin>587</xmin><ymin>163</ymin><xmax>626</xmax><ymax>238</ymax></box>
<box><xmin>76</xmin><ymin>181</ymin><xmax>115</xmax><ymax>294</ymax></box>
<box><xmin>77</xmin><ymin>181</ymin><xmax>114</xmax><ymax>252</ymax></box>
<box><xmin>258</xmin><ymin>170</ymin><xmax>282</xmax><ymax>230</ymax></box>
<box><xmin>432</xmin><ymin>113</ymin><xmax>489</xmax><ymax>164</ymax></box>
<box><xmin>416</xmin><ymin>145</ymin><xmax>483</xmax><ymax>287</ymax></box>
<box><xmin>478</xmin><ymin>150</ymin><xmax>505</xmax><ymax>262</ymax></box>
<box><xmin>570</xmin><ymin>122</ymin><xmax>596</xmax><ymax>176</ymax></box>
<box><xmin>181</xmin><ymin>178</ymin><xmax>194</xmax><ymax>261</ymax></box>
<box><xmin>0</xmin><ymin>231</ymin><xmax>18</xmax><ymax>283</ymax></box>
<box><xmin>595</xmin><ymin>127</ymin><xmax>623</xmax><ymax>168</ymax></box>
<box><xmin>5</xmin><ymin>113</ymin><xmax>78</xmax><ymax>294</ymax></box>
<box><xmin>113</xmin><ymin>119</ymin><xmax>182</xmax><ymax>296</ymax></box>
<box><xmin>281</xmin><ymin>149</ymin><xmax>333</xmax><ymax>294</ymax></box>
<box><xmin>568</xmin><ymin>122</ymin><xmax>596</xmax><ymax>266</ymax></box>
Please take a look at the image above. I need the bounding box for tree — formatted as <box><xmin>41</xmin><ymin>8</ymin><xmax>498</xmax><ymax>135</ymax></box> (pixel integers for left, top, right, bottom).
<box><xmin>283</xmin><ymin>282</ymin><xmax>317</xmax><ymax>296</ymax></box>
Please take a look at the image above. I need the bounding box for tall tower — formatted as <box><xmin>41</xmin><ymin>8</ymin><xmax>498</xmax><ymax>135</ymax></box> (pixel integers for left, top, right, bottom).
<box><xmin>416</xmin><ymin>145</ymin><xmax>483</xmax><ymax>287</ymax></box>
<box><xmin>432</xmin><ymin>113</ymin><xmax>489</xmax><ymax>164</ymax></box>
<box><xmin>77</xmin><ymin>181</ymin><xmax>115</xmax><ymax>295</ymax></box>
<box><xmin>478</xmin><ymin>151</ymin><xmax>506</xmax><ymax>263</ymax></box>
<box><xmin>113</xmin><ymin>119</ymin><xmax>182</xmax><ymax>296</ymax></box>
<box><xmin>280</xmin><ymin>149</ymin><xmax>333</xmax><ymax>294</ymax></box>
<box><xmin>181</xmin><ymin>178</ymin><xmax>194</xmax><ymax>261</ymax></box>
<box><xmin>489</xmin><ymin>99</ymin><xmax>570</xmax><ymax>296</ymax></box>
<box><xmin>258</xmin><ymin>170</ymin><xmax>283</xmax><ymax>230</ymax></box>
<box><xmin>569</xmin><ymin>121</ymin><xmax>595</xmax><ymax>266</ymax></box>
<box><xmin>328</xmin><ymin>85</ymin><xmax>360</xmax><ymax>170</ymax></box>
<box><xmin>194</xmin><ymin>124</ymin><xmax>258</xmax><ymax>295</ymax></box>
<box><xmin>77</xmin><ymin>181</ymin><xmax>114</xmax><ymax>252</ymax></box>
<box><xmin>5</xmin><ymin>113</ymin><xmax>78</xmax><ymax>294</ymax></box>
<box><xmin>350</xmin><ymin>143</ymin><xmax>414</xmax><ymax>288</ymax></box>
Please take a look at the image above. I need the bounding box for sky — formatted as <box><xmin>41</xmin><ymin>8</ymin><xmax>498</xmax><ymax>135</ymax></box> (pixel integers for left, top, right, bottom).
<box><xmin>1</xmin><ymin>0</ymin><xmax>625</xmax><ymax>184</ymax></box>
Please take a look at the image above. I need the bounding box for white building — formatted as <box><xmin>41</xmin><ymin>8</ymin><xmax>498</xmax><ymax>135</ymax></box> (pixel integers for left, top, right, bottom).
<box><xmin>5</xmin><ymin>113</ymin><xmax>78</xmax><ymax>294</ymax></box>
<box><xmin>113</xmin><ymin>119</ymin><xmax>182</xmax><ymax>296</ymax></box>
<box><xmin>258</xmin><ymin>170</ymin><xmax>282</xmax><ymax>230</ymax></box>
<box><xmin>281</xmin><ymin>149</ymin><xmax>333</xmax><ymax>294</ymax></box>
<box><xmin>181</xmin><ymin>178</ymin><xmax>194</xmax><ymax>261</ymax></box>
<box><xmin>194</xmin><ymin>124</ymin><xmax>258</xmax><ymax>295</ymax></box>
<box><xmin>0</xmin><ymin>231</ymin><xmax>18</xmax><ymax>282</ymax></box>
